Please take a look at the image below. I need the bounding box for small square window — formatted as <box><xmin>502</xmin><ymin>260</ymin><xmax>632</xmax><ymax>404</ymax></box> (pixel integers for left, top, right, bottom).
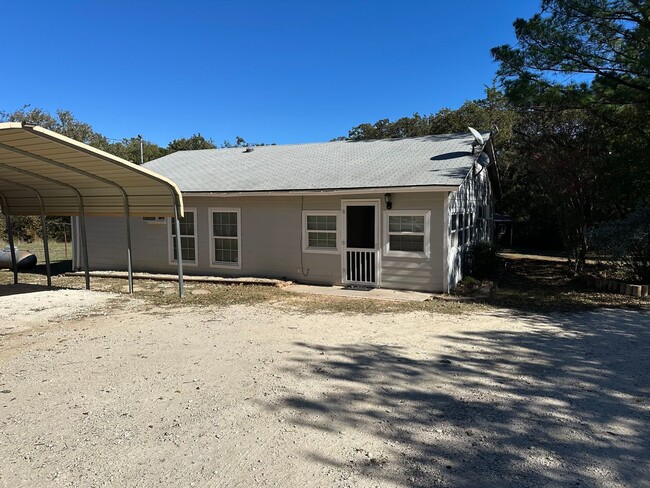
<box><xmin>304</xmin><ymin>213</ymin><xmax>338</xmax><ymax>252</ymax></box>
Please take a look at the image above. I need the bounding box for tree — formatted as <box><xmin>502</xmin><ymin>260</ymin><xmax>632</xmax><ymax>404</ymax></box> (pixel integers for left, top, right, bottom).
<box><xmin>345</xmin><ymin>87</ymin><xmax>516</xmax><ymax>143</ymax></box>
<box><xmin>167</xmin><ymin>133</ymin><xmax>216</xmax><ymax>153</ymax></box>
<box><xmin>491</xmin><ymin>0</ymin><xmax>650</xmax><ymax>272</ymax></box>
<box><xmin>515</xmin><ymin>109</ymin><xmax>606</xmax><ymax>273</ymax></box>
<box><xmin>0</xmin><ymin>106</ymin><xmax>167</xmax><ymax>164</ymax></box>
<box><xmin>108</xmin><ymin>137</ymin><xmax>166</xmax><ymax>164</ymax></box>
<box><xmin>221</xmin><ymin>136</ymin><xmax>272</xmax><ymax>148</ymax></box>
<box><xmin>0</xmin><ymin>106</ymin><xmax>112</xmax><ymax>151</ymax></box>
<box><xmin>491</xmin><ymin>0</ymin><xmax>650</xmax><ymax>108</ymax></box>
<box><xmin>491</xmin><ymin>0</ymin><xmax>650</xmax><ymax>208</ymax></box>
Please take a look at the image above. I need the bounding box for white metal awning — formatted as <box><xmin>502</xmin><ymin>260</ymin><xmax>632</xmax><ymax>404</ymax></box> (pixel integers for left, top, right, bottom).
<box><xmin>0</xmin><ymin>122</ymin><xmax>186</xmax><ymax>296</ymax></box>
<box><xmin>0</xmin><ymin>122</ymin><xmax>183</xmax><ymax>217</ymax></box>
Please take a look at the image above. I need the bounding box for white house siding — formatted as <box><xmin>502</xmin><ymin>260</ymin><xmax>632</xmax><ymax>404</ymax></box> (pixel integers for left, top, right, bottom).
<box><xmin>79</xmin><ymin>191</ymin><xmax>448</xmax><ymax>292</ymax></box>
<box><xmin>446</xmin><ymin>163</ymin><xmax>494</xmax><ymax>290</ymax></box>
<box><xmin>304</xmin><ymin>192</ymin><xmax>446</xmax><ymax>292</ymax></box>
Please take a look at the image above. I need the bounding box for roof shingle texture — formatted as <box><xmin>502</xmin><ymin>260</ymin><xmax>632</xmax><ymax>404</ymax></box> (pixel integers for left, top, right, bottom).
<box><xmin>143</xmin><ymin>133</ymin><xmax>485</xmax><ymax>193</ymax></box>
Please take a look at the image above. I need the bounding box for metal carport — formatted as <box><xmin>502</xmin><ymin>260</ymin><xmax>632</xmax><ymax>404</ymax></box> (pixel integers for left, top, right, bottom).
<box><xmin>0</xmin><ymin>122</ymin><xmax>186</xmax><ymax>297</ymax></box>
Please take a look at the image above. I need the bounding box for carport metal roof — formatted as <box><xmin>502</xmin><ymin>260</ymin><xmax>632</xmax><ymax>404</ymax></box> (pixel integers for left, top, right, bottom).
<box><xmin>0</xmin><ymin>122</ymin><xmax>183</xmax><ymax>217</ymax></box>
<box><xmin>0</xmin><ymin>122</ymin><xmax>186</xmax><ymax>297</ymax></box>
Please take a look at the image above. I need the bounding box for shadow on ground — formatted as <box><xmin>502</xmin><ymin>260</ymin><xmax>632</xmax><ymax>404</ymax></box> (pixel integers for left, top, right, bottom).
<box><xmin>0</xmin><ymin>260</ymin><xmax>72</xmax><ymax>296</ymax></box>
<box><xmin>268</xmin><ymin>309</ymin><xmax>650</xmax><ymax>487</ymax></box>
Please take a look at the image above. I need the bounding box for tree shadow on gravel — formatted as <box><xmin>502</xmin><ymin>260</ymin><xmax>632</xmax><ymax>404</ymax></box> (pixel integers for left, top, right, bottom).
<box><xmin>267</xmin><ymin>309</ymin><xmax>650</xmax><ymax>487</ymax></box>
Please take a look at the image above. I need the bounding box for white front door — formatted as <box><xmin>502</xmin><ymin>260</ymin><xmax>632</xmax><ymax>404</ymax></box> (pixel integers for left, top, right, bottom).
<box><xmin>341</xmin><ymin>200</ymin><xmax>380</xmax><ymax>286</ymax></box>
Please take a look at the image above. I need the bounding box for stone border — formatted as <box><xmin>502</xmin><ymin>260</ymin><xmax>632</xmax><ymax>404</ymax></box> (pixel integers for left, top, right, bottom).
<box><xmin>583</xmin><ymin>276</ymin><xmax>649</xmax><ymax>297</ymax></box>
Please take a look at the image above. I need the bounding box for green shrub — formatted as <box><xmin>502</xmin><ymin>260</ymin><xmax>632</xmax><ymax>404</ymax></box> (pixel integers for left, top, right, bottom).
<box><xmin>468</xmin><ymin>241</ymin><xmax>499</xmax><ymax>280</ymax></box>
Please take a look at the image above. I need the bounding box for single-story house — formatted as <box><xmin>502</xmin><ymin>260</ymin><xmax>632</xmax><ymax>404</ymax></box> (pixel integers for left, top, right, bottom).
<box><xmin>74</xmin><ymin>132</ymin><xmax>500</xmax><ymax>292</ymax></box>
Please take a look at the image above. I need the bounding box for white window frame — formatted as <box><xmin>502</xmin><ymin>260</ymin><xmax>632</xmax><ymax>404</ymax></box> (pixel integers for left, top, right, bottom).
<box><xmin>383</xmin><ymin>210</ymin><xmax>430</xmax><ymax>258</ymax></box>
<box><xmin>208</xmin><ymin>207</ymin><xmax>242</xmax><ymax>269</ymax></box>
<box><xmin>168</xmin><ymin>207</ymin><xmax>198</xmax><ymax>267</ymax></box>
<box><xmin>302</xmin><ymin>211</ymin><xmax>340</xmax><ymax>254</ymax></box>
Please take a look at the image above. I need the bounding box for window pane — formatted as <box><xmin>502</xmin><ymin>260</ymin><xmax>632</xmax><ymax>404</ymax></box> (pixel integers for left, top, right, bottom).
<box><xmin>171</xmin><ymin>211</ymin><xmax>195</xmax><ymax>237</ymax></box>
<box><xmin>389</xmin><ymin>215</ymin><xmax>424</xmax><ymax>233</ymax></box>
<box><xmin>307</xmin><ymin>215</ymin><xmax>336</xmax><ymax>231</ymax></box>
<box><xmin>412</xmin><ymin>216</ymin><xmax>424</xmax><ymax>233</ymax></box>
<box><xmin>181</xmin><ymin>237</ymin><xmax>195</xmax><ymax>261</ymax></box>
<box><xmin>214</xmin><ymin>237</ymin><xmax>239</xmax><ymax>263</ymax></box>
<box><xmin>173</xmin><ymin>236</ymin><xmax>195</xmax><ymax>261</ymax></box>
<box><xmin>213</xmin><ymin>212</ymin><xmax>238</xmax><ymax>237</ymax></box>
<box><xmin>308</xmin><ymin>231</ymin><xmax>336</xmax><ymax>248</ymax></box>
<box><xmin>324</xmin><ymin>215</ymin><xmax>336</xmax><ymax>231</ymax></box>
<box><xmin>451</xmin><ymin>214</ymin><xmax>457</xmax><ymax>231</ymax></box>
<box><xmin>389</xmin><ymin>234</ymin><xmax>424</xmax><ymax>252</ymax></box>
<box><xmin>388</xmin><ymin>216</ymin><xmax>400</xmax><ymax>232</ymax></box>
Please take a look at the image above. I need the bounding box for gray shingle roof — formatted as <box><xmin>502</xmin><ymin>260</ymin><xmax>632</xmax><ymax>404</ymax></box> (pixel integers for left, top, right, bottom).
<box><xmin>143</xmin><ymin>133</ymin><xmax>487</xmax><ymax>193</ymax></box>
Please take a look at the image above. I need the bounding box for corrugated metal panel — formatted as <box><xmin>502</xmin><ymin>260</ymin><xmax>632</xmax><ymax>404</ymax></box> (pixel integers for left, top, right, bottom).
<box><xmin>0</xmin><ymin>123</ymin><xmax>184</xmax><ymax>217</ymax></box>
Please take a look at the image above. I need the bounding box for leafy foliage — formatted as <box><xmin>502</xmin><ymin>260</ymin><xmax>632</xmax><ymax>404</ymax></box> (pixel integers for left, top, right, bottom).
<box><xmin>589</xmin><ymin>207</ymin><xmax>650</xmax><ymax>282</ymax></box>
<box><xmin>0</xmin><ymin>106</ymin><xmax>113</xmax><ymax>151</ymax></box>
<box><xmin>221</xmin><ymin>136</ymin><xmax>273</xmax><ymax>148</ymax></box>
<box><xmin>168</xmin><ymin>133</ymin><xmax>217</xmax><ymax>152</ymax></box>
<box><xmin>491</xmin><ymin>0</ymin><xmax>650</xmax><ymax>104</ymax></box>
<box><xmin>490</xmin><ymin>0</ymin><xmax>650</xmax><ymax>272</ymax></box>
<box><xmin>345</xmin><ymin>87</ymin><xmax>515</xmax><ymax>143</ymax></box>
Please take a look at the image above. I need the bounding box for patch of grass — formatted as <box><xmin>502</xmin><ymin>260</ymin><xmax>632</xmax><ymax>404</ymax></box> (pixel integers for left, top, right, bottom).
<box><xmin>0</xmin><ymin>265</ymin><xmax>485</xmax><ymax>315</ymax></box>
<box><xmin>150</xmin><ymin>283</ymin><xmax>484</xmax><ymax>315</ymax></box>
<box><xmin>0</xmin><ymin>239</ymin><xmax>486</xmax><ymax>314</ymax></box>
<box><xmin>5</xmin><ymin>242</ymin><xmax>644</xmax><ymax>315</ymax></box>
<box><xmin>488</xmin><ymin>253</ymin><xmax>648</xmax><ymax>312</ymax></box>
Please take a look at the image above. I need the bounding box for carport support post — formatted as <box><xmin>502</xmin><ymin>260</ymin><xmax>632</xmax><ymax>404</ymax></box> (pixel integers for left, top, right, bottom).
<box><xmin>78</xmin><ymin>208</ymin><xmax>91</xmax><ymax>290</ymax></box>
<box><xmin>39</xmin><ymin>209</ymin><xmax>52</xmax><ymax>287</ymax></box>
<box><xmin>5</xmin><ymin>213</ymin><xmax>18</xmax><ymax>285</ymax></box>
<box><xmin>124</xmin><ymin>209</ymin><xmax>133</xmax><ymax>294</ymax></box>
<box><xmin>174</xmin><ymin>205</ymin><xmax>184</xmax><ymax>298</ymax></box>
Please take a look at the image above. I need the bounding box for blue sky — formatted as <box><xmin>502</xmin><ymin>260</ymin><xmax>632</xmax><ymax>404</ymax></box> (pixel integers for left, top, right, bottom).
<box><xmin>2</xmin><ymin>1</ymin><xmax>539</xmax><ymax>146</ymax></box>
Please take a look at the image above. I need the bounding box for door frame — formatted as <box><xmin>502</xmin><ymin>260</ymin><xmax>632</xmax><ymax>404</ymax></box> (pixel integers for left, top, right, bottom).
<box><xmin>340</xmin><ymin>198</ymin><xmax>381</xmax><ymax>286</ymax></box>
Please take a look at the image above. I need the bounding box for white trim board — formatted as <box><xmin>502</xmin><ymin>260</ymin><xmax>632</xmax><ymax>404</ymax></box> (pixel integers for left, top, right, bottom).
<box><xmin>184</xmin><ymin>185</ymin><xmax>460</xmax><ymax>198</ymax></box>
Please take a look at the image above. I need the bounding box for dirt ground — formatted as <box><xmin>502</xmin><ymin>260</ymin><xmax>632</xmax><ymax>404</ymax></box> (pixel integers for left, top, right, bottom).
<box><xmin>0</xmin><ymin>289</ymin><xmax>649</xmax><ymax>488</ymax></box>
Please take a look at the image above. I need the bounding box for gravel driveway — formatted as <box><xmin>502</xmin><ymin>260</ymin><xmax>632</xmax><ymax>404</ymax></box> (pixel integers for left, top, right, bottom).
<box><xmin>0</xmin><ymin>289</ymin><xmax>648</xmax><ymax>487</ymax></box>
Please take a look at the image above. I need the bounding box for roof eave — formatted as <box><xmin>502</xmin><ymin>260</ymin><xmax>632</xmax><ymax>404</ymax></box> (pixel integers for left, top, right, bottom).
<box><xmin>182</xmin><ymin>184</ymin><xmax>460</xmax><ymax>197</ymax></box>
